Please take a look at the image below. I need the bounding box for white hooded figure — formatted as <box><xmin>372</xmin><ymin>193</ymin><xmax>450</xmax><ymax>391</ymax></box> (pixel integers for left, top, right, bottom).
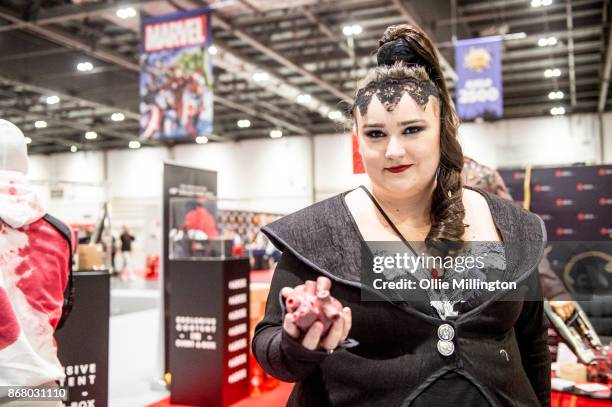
<box><xmin>0</xmin><ymin>120</ymin><xmax>68</xmax><ymax>406</ymax></box>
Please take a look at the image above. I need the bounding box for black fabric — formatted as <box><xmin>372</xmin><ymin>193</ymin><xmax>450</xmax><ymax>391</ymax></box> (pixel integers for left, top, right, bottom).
<box><xmin>253</xmin><ymin>187</ymin><xmax>550</xmax><ymax>406</ymax></box>
<box><xmin>120</xmin><ymin>232</ymin><xmax>134</xmax><ymax>252</ymax></box>
<box><xmin>411</xmin><ymin>372</ymin><xmax>489</xmax><ymax>406</ymax></box>
<box><xmin>42</xmin><ymin>213</ymin><xmax>74</xmax><ymax>330</ymax></box>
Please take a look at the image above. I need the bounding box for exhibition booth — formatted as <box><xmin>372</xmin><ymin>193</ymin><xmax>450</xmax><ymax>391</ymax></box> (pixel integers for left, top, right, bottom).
<box><xmin>0</xmin><ymin>0</ymin><xmax>611</xmax><ymax>406</ymax></box>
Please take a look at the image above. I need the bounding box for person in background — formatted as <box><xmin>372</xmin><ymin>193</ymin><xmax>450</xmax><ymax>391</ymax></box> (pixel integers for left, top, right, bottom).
<box><xmin>119</xmin><ymin>226</ymin><xmax>135</xmax><ymax>279</ymax></box>
<box><xmin>462</xmin><ymin>156</ymin><xmax>576</xmax><ymax>320</ymax></box>
<box><xmin>0</xmin><ymin>120</ymin><xmax>71</xmax><ymax>406</ymax></box>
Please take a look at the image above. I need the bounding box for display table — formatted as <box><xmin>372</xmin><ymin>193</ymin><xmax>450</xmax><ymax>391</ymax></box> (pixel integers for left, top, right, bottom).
<box><xmin>55</xmin><ymin>270</ymin><xmax>110</xmax><ymax>407</ymax></box>
<box><xmin>552</xmin><ymin>389</ymin><xmax>612</xmax><ymax>406</ymax></box>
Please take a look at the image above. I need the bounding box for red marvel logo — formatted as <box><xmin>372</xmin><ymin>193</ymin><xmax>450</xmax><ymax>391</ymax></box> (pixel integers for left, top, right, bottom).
<box><xmin>577</xmin><ymin>213</ymin><xmax>595</xmax><ymax>221</ymax></box>
<box><xmin>513</xmin><ymin>172</ymin><xmax>524</xmax><ymax>180</ymax></box>
<box><xmin>598</xmin><ymin>168</ymin><xmax>612</xmax><ymax>176</ymax></box>
<box><xmin>576</xmin><ymin>183</ymin><xmax>594</xmax><ymax>191</ymax></box>
<box><xmin>599</xmin><ymin>197</ymin><xmax>612</xmax><ymax>206</ymax></box>
<box><xmin>556</xmin><ymin>228</ymin><xmax>574</xmax><ymax>236</ymax></box>
<box><xmin>534</xmin><ymin>184</ymin><xmax>551</xmax><ymax>192</ymax></box>
<box><xmin>600</xmin><ymin>228</ymin><xmax>612</xmax><ymax>236</ymax></box>
<box><xmin>555</xmin><ymin>170</ymin><xmax>573</xmax><ymax>177</ymax></box>
<box><xmin>555</xmin><ymin>199</ymin><xmax>574</xmax><ymax>206</ymax></box>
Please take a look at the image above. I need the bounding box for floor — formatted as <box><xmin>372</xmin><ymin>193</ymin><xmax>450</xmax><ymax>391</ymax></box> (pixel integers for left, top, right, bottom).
<box><xmin>108</xmin><ymin>274</ymin><xmax>290</xmax><ymax>407</ymax></box>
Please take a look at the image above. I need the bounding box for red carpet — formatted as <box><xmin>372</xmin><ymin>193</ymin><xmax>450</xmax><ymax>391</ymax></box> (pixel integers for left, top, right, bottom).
<box><xmin>146</xmin><ymin>382</ymin><xmax>293</xmax><ymax>407</ymax></box>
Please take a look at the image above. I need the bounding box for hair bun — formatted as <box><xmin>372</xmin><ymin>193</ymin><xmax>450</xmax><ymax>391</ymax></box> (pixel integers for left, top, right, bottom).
<box><xmin>377</xmin><ymin>37</ymin><xmax>428</xmax><ymax>67</ymax></box>
<box><xmin>376</xmin><ymin>24</ymin><xmax>432</xmax><ymax>71</ymax></box>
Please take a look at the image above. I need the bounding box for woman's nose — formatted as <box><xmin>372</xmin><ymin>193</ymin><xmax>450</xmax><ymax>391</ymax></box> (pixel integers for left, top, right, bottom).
<box><xmin>385</xmin><ymin>136</ymin><xmax>406</xmax><ymax>159</ymax></box>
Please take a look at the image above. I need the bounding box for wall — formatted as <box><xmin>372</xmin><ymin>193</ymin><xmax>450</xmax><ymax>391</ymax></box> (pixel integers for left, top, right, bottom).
<box><xmin>28</xmin><ymin>112</ymin><xmax>612</xmax><ymax>219</ymax></box>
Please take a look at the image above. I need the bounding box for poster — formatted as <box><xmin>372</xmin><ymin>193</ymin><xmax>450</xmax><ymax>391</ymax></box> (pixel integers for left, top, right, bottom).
<box><xmin>454</xmin><ymin>36</ymin><xmax>503</xmax><ymax>121</ymax></box>
<box><xmin>140</xmin><ymin>8</ymin><xmax>213</xmax><ymax>140</ymax></box>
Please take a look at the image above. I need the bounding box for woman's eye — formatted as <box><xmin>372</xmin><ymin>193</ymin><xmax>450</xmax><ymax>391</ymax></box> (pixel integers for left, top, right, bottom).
<box><xmin>365</xmin><ymin>130</ymin><xmax>386</xmax><ymax>138</ymax></box>
<box><xmin>404</xmin><ymin>126</ymin><xmax>424</xmax><ymax>135</ymax></box>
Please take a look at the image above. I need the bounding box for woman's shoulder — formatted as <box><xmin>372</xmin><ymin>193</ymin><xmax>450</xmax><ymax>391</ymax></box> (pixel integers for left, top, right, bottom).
<box><xmin>463</xmin><ymin>186</ymin><xmax>545</xmax><ymax>242</ymax></box>
<box><xmin>260</xmin><ymin>191</ymin><xmax>351</xmax><ymax>250</ymax></box>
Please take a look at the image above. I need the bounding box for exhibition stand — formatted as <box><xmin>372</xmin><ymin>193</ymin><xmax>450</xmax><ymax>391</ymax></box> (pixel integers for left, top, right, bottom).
<box><xmin>168</xmin><ymin>257</ymin><xmax>251</xmax><ymax>406</ymax></box>
<box><xmin>56</xmin><ymin>270</ymin><xmax>110</xmax><ymax>407</ymax></box>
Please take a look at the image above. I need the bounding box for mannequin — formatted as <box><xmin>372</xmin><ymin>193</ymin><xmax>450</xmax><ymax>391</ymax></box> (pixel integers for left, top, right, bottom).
<box><xmin>0</xmin><ymin>119</ymin><xmax>28</xmax><ymax>175</ymax></box>
<box><xmin>0</xmin><ymin>120</ymin><xmax>70</xmax><ymax>407</ymax></box>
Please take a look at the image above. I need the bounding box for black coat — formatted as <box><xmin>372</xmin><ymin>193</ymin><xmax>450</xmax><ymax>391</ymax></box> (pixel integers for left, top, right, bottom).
<box><xmin>253</xmin><ymin>187</ymin><xmax>551</xmax><ymax>406</ymax></box>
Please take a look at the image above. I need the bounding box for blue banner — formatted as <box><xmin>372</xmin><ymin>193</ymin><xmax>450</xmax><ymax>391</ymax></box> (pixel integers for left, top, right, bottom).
<box><xmin>140</xmin><ymin>8</ymin><xmax>213</xmax><ymax>140</ymax></box>
<box><xmin>454</xmin><ymin>36</ymin><xmax>503</xmax><ymax>121</ymax></box>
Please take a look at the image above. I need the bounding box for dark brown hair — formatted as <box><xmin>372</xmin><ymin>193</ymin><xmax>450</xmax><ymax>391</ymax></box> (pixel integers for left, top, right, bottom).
<box><xmin>354</xmin><ymin>24</ymin><xmax>466</xmax><ymax>249</ymax></box>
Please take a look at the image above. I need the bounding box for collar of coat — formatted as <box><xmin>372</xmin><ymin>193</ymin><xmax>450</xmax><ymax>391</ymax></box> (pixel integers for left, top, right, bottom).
<box><xmin>261</xmin><ymin>186</ymin><xmax>546</xmax><ymax>290</ymax></box>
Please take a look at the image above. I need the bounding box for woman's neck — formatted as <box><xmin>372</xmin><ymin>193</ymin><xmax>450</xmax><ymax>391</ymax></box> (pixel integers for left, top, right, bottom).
<box><xmin>370</xmin><ymin>184</ymin><xmax>433</xmax><ymax>230</ymax></box>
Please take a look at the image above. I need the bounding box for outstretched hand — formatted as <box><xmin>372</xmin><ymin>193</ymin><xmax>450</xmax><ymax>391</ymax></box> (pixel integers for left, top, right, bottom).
<box><xmin>281</xmin><ymin>276</ymin><xmax>352</xmax><ymax>352</ymax></box>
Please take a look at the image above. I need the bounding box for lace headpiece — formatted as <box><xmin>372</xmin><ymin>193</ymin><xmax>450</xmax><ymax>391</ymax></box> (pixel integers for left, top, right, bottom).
<box><xmin>353</xmin><ymin>76</ymin><xmax>439</xmax><ymax>116</ymax></box>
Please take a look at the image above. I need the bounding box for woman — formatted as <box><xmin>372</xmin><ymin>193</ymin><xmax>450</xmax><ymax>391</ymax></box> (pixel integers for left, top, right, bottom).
<box><xmin>252</xmin><ymin>25</ymin><xmax>550</xmax><ymax>406</ymax></box>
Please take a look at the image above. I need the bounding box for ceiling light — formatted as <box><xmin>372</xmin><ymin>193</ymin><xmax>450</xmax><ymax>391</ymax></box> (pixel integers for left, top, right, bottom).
<box><xmin>318</xmin><ymin>105</ymin><xmax>331</xmax><ymax>116</ymax></box>
<box><xmin>547</xmin><ymin>36</ymin><xmax>557</xmax><ymax>46</ymax></box>
<box><xmin>550</xmin><ymin>106</ymin><xmax>566</xmax><ymax>116</ymax></box>
<box><xmin>46</xmin><ymin>95</ymin><xmax>60</xmax><ymax>105</ymax></box>
<box><xmin>195</xmin><ymin>136</ymin><xmax>209</xmax><ymax>144</ymax></box>
<box><xmin>343</xmin><ymin>24</ymin><xmax>363</xmax><ymax>36</ymax></box>
<box><xmin>70</xmin><ymin>145</ymin><xmax>78</xmax><ymax>153</ymax></box>
<box><xmin>237</xmin><ymin>119</ymin><xmax>251</xmax><ymax>128</ymax></box>
<box><xmin>129</xmin><ymin>140</ymin><xmax>141</xmax><ymax>149</ymax></box>
<box><xmin>297</xmin><ymin>94</ymin><xmax>312</xmax><ymax>104</ymax></box>
<box><xmin>85</xmin><ymin>131</ymin><xmax>98</xmax><ymax>140</ymax></box>
<box><xmin>24</xmin><ymin>137</ymin><xmax>32</xmax><ymax>144</ymax></box>
<box><xmin>270</xmin><ymin>130</ymin><xmax>283</xmax><ymax>138</ymax></box>
<box><xmin>34</xmin><ymin>120</ymin><xmax>47</xmax><ymax>128</ymax></box>
<box><xmin>77</xmin><ymin>62</ymin><xmax>94</xmax><ymax>72</ymax></box>
<box><xmin>328</xmin><ymin>110</ymin><xmax>343</xmax><ymax>120</ymax></box>
<box><xmin>208</xmin><ymin>45</ymin><xmax>218</xmax><ymax>55</ymax></box>
<box><xmin>548</xmin><ymin>91</ymin><xmax>564</xmax><ymax>100</ymax></box>
<box><xmin>544</xmin><ymin>68</ymin><xmax>561</xmax><ymax>78</ymax></box>
<box><xmin>252</xmin><ymin>72</ymin><xmax>270</xmax><ymax>82</ymax></box>
<box><xmin>111</xmin><ymin>112</ymin><xmax>125</xmax><ymax>122</ymax></box>
<box><xmin>538</xmin><ymin>38</ymin><xmax>548</xmax><ymax>47</ymax></box>
<box><xmin>116</xmin><ymin>7</ymin><xmax>137</xmax><ymax>19</ymax></box>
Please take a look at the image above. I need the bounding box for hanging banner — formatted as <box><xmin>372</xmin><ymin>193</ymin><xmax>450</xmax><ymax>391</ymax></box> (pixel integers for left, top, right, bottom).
<box><xmin>140</xmin><ymin>8</ymin><xmax>213</xmax><ymax>140</ymax></box>
<box><xmin>352</xmin><ymin>132</ymin><xmax>365</xmax><ymax>174</ymax></box>
<box><xmin>454</xmin><ymin>36</ymin><xmax>503</xmax><ymax>121</ymax></box>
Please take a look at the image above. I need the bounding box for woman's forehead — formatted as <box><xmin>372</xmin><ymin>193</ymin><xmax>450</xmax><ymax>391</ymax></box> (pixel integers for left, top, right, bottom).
<box><xmin>357</xmin><ymin>92</ymin><xmax>438</xmax><ymax>125</ymax></box>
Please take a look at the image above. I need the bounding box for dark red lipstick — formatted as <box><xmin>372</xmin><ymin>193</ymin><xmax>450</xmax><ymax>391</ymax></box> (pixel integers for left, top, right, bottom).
<box><xmin>385</xmin><ymin>164</ymin><xmax>412</xmax><ymax>173</ymax></box>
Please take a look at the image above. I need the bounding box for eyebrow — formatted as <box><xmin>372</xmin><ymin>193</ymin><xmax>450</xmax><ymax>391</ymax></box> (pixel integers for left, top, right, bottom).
<box><xmin>362</xmin><ymin>119</ymin><xmax>426</xmax><ymax>128</ymax></box>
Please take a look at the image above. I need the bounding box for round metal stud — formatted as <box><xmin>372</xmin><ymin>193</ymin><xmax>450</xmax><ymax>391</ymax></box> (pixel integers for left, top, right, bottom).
<box><xmin>437</xmin><ymin>323</ymin><xmax>455</xmax><ymax>341</ymax></box>
<box><xmin>437</xmin><ymin>340</ymin><xmax>455</xmax><ymax>356</ymax></box>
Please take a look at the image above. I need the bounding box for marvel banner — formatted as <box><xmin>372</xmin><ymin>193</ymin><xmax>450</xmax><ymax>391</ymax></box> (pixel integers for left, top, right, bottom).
<box><xmin>454</xmin><ymin>36</ymin><xmax>503</xmax><ymax>121</ymax></box>
<box><xmin>140</xmin><ymin>8</ymin><xmax>213</xmax><ymax>140</ymax></box>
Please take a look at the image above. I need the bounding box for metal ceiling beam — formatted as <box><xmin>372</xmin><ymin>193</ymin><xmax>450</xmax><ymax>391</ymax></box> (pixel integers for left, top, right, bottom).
<box><xmin>0</xmin><ymin>75</ymin><xmax>139</xmax><ymax>120</ymax></box>
<box><xmin>213</xmin><ymin>96</ymin><xmax>309</xmax><ymax>135</ymax></box>
<box><xmin>0</xmin><ymin>8</ymin><xmax>139</xmax><ymax>71</ymax></box>
<box><xmin>598</xmin><ymin>11</ymin><xmax>612</xmax><ymax>112</ymax></box>
<box><xmin>566</xmin><ymin>0</ymin><xmax>578</xmax><ymax>108</ymax></box>
<box><xmin>212</xmin><ymin>13</ymin><xmax>353</xmax><ymax>102</ymax></box>
<box><xmin>299</xmin><ymin>6</ymin><xmax>354</xmax><ymax>60</ymax></box>
<box><xmin>437</xmin><ymin>1</ymin><xmax>601</xmax><ymax>27</ymax></box>
<box><xmin>0</xmin><ymin>0</ymin><xmax>159</xmax><ymax>33</ymax></box>
<box><xmin>390</xmin><ymin>0</ymin><xmax>458</xmax><ymax>82</ymax></box>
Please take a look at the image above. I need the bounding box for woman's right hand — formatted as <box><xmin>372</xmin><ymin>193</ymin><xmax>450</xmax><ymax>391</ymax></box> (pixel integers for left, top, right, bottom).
<box><xmin>281</xmin><ymin>276</ymin><xmax>352</xmax><ymax>352</ymax></box>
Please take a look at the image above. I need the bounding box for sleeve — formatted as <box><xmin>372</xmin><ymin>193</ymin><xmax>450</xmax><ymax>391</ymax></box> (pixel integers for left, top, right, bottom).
<box><xmin>251</xmin><ymin>251</ymin><xmax>330</xmax><ymax>382</ymax></box>
<box><xmin>537</xmin><ymin>254</ymin><xmax>571</xmax><ymax>301</ymax></box>
<box><xmin>514</xmin><ymin>268</ymin><xmax>551</xmax><ymax>407</ymax></box>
